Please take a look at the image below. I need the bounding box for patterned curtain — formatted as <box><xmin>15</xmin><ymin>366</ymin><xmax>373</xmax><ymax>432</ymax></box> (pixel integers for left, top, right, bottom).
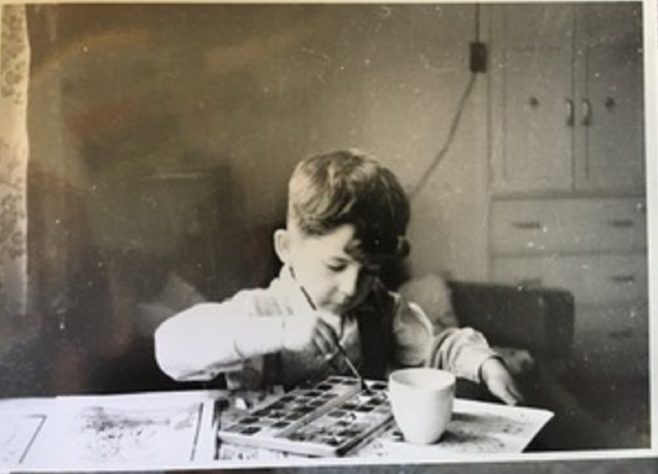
<box><xmin>0</xmin><ymin>5</ymin><xmax>30</xmax><ymax>318</ymax></box>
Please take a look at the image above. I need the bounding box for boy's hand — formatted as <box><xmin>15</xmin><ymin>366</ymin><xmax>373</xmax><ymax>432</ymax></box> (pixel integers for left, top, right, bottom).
<box><xmin>282</xmin><ymin>314</ymin><xmax>339</xmax><ymax>357</ymax></box>
<box><xmin>479</xmin><ymin>357</ymin><xmax>524</xmax><ymax>406</ymax></box>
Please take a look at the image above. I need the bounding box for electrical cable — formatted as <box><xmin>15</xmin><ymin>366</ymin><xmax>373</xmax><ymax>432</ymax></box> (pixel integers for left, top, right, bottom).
<box><xmin>474</xmin><ymin>3</ymin><xmax>481</xmax><ymax>41</ymax></box>
<box><xmin>408</xmin><ymin>4</ymin><xmax>481</xmax><ymax>200</ymax></box>
<box><xmin>408</xmin><ymin>71</ymin><xmax>478</xmax><ymax>200</ymax></box>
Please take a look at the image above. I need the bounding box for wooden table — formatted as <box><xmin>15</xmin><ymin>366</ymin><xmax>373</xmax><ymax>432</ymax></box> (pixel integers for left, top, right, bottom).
<box><xmin>0</xmin><ymin>388</ymin><xmax>552</xmax><ymax>470</ymax></box>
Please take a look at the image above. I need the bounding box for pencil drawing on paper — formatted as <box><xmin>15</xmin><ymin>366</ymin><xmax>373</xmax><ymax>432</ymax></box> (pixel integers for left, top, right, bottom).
<box><xmin>66</xmin><ymin>403</ymin><xmax>204</xmax><ymax>464</ymax></box>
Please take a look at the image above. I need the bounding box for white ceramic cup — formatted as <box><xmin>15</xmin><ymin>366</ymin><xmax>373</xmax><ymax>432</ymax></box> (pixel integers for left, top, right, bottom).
<box><xmin>388</xmin><ymin>368</ymin><xmax>456</xmax><ymax>444</ymax></box>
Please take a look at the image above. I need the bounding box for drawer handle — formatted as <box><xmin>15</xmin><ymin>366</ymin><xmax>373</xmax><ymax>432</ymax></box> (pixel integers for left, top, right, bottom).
<box><xmin>516</xmin><ymin>278</ymin><xmax>543</xmax><ymax>288</ymax></box>
<box><xmin>635</xmin><ymin>201</ymin><xmax>646</xmax><ymax>214</ymax></box>
<box><xmin>511</xmin><ymin>221</ymin><xmax>542</xmax><ymax>230</ymax></box>
<box><xmin>607</xmin><ymin>219</ymin><xmax>634</xmax><ymax>228</ymax></box>
<box><xmin>609</xmin><ymin>328</ymin><xmax>633</xmax><ymax>339</ymax></box>
<box><xmin>581</xmin><ymin>98</ymin><xmax>592</xmax><ymax>126</ymax></box>
<box><xmin>609</xmin><ymin>275</ymin><xmax>636</xmax><ymax>284</ymax></box>
<box><xmin>566</xmin><ymin>98</ymin><xmax>574</xmax><ymax>127</ymax></box>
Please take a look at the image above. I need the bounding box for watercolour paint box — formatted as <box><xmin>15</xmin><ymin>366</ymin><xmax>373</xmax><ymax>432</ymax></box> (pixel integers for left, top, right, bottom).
<box><xmin>217</xmin><ymin>376</ymin><xmax>393</xmax><ymax>457</ymax></box>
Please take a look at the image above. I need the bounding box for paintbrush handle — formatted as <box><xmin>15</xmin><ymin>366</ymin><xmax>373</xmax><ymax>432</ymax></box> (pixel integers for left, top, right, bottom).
<box><xmin>298</xmin><ymin>283</ymin><xmax>365</xmax><ymax>387</ymax></box>
<box><xmin>335</xmin><ymin>342</ymin><xmax>365</xmax><ymax>387</ymax></box>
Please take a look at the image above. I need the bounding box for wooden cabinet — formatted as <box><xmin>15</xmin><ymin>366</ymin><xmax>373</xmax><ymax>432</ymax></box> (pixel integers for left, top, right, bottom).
<box><xmin>487</xmin><ymin>3</ymin><xmax>648</xmax><ymax>379</ymax></box>
<box><xmin>489</xmin><ymin>198</ymin><xmax>649</xmax><ymax>378</ymax></box>
<box><xmin>489</xmin><ymin>3</ymin><xmax>644</xmax><ymax>195</ymax></box>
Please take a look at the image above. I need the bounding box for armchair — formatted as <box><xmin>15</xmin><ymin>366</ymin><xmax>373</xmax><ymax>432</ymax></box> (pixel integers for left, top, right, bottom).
<box><xmin>445</xmin><ymin>280</ymin><xmax>601</xmax><ymax>450</ymax></box>
<box><xmin>399</xmin><ymin>274</ymin><xmax>577</xmax><ymax>445</ymax></box>
<box><xmin>399</xmin><ymin>274</ymin><xmax>575</xmax><ymax>378</ymax></box>
<box><xmin>448</xmin><ymin>280</ymin><xmax>575</xmax><ymax>372</ymax></box>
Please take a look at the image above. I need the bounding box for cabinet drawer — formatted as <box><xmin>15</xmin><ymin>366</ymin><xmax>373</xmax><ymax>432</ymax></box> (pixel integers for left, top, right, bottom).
<box><xmin>572</xmin><ymin>303</ymin><xmax>648</xmax><ymax>378</ymax></box>
<box><xmin>574</xmin><ymin>302</ymin><xmax>647</xmax><ymax>340</ymax></box>
<box><xmin>491</xmin><ymin>254</ymin><xmax>648</xmax><ymax>305</ymax></box>
<box><xmin>490</xmin><ymin>198</ymin><xmax>646</xmax><ymax>254</ymax></box>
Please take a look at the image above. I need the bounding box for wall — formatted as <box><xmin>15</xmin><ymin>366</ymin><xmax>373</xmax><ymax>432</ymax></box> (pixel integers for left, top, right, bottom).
<box><xmin>29</xmin><ymin>3</ymin><xmax>490</xmax><ymax>281</ymax></box>
<box><xmin>16</xmin><ymin>4</ymin><xmax>490</xmax><ymax>393</ymax></box>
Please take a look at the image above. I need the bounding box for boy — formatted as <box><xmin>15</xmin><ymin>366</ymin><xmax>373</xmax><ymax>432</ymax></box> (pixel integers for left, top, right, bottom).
<box><xmin>155</xmin><ymin>150</ymin><xmax>522</xmax><ymax>405</ymax></box>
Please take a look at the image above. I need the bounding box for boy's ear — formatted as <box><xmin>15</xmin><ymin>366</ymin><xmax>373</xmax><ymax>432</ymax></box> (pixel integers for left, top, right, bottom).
<box><xmin>273</xmin><ymin>228</ymin><xmax>292</xmax><ymax>265</ymax></box>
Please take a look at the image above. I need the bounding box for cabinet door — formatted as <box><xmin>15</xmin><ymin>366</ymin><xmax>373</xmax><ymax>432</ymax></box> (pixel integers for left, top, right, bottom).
<box><xmin>574</xmin><ymin>43</ymin><xmax>645</xmax><ymax>193</ymax></box>
<box><xmin>490</xmin><ymin>5</ymin><xmax>574</xmax><ymax>194</ymax></box>
<box><xmin>574</xmin><ymin>3</ymin><xmax>645</xmax><ymax>193</ymax></box>
<box><xmin>496</xmin><ymin>4</ymin><xmax>574</xmax><ymax>49</ymax></box>
<box><xmin>499</xmin><ymin>49</ymin><xmax>574</xmax><ymax>193</ymax></box>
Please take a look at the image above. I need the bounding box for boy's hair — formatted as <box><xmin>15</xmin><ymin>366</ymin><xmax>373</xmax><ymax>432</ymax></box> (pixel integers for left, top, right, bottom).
<box><xmin>287</xmin><ymin>149</ymin><xmax>410</xmax><ymax>262</ymax></box>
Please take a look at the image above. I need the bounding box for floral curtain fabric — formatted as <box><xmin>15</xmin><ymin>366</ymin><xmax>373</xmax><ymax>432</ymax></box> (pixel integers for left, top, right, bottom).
<box><xmin>0</xmin><ymin>5</ymin><xmax>30</xmax><ymax>318</ymax></box>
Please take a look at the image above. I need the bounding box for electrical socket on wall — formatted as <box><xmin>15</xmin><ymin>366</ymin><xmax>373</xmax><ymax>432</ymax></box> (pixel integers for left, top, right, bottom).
<box><xmin>470</xmin><ymin>42</ymin><xmax>487</xmax><ymax>73</ymax></box>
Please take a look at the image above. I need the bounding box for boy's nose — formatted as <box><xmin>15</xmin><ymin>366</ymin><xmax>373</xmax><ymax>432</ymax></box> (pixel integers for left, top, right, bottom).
<box><xmin>338</xmin><ymin>266</ymin><xmax>359</xmax><ymax>298</ymax></box>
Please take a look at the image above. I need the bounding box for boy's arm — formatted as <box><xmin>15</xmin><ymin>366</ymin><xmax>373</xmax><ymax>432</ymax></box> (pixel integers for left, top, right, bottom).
<box><xmin>391</xmin><ymin>296</ymin><xmax>498</xmax><ymax>383</ymax></box>
<box><xmin>391</xmin><ymin>296</ymin><xmax>523</xmax><ymax>404</ymax></box>
<box><xmin>154</xmin><ymin>301</ymin><xmax>285</xmax><ymax>382</ymax></box>
<box><xmin>425</xmin><ymin>325</ymin><xmax>500</xmax><ymax>383</ymax></box>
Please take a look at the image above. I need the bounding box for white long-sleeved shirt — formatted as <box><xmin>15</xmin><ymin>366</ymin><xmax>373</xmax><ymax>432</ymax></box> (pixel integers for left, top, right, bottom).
<box><xmin>154</xmin><ymin>266</ymin><xmax>497</xmax><ymax>389</ymax></box>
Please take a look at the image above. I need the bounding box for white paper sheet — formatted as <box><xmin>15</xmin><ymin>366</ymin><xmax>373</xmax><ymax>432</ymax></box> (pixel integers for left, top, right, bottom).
<box><xmin>0</xmin><ymin>398</ymin><xmax>52</xmax><ymax>469</ymax></box>
<box><xmin>9</xmin><ymin>392</ymin><xmax>553</xmax><ymax>468</ymax></box>
<box><xmin>0</xmin><ymin>414</ymin><xmax>47</xmax><ymax>466</ymax></box>
<box><xmin>215</xmin><ymin>396</ymin><xmax>553</xmax><ymax>462</ymax></box>
<box><xmin>355</xmin><ymin>398</ymin><xmax>554</xmax><ymax>458</ymax></box>
<box><xmin>25</xmin><ymin>391</ymin><xmax>221</xmax><ymax>470</ymax></box>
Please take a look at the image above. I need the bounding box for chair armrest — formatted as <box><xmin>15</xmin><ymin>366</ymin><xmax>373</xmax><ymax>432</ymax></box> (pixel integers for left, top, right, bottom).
<box><xmin>447</xmin><ymin>281</ymin><xmax>575</xmax><ymax>366</ymax></box>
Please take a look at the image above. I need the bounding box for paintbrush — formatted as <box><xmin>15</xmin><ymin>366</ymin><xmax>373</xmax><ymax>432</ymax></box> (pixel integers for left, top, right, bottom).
<box><xmin>298</xmin><ymin>284</ymin><xmax>368</xmax><ymax>392</ymax></box>
<box><xmin>332</xmin><ymin>340</ymin><xmax>369</xmax><ymax>393</ymax></box>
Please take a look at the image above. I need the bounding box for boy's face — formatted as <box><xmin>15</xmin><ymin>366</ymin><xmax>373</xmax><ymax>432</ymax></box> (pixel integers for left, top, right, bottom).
<box><xmin>281</xmin><ymin>224</ymin><xmax>380</xmax><ymax>315</ymax></box>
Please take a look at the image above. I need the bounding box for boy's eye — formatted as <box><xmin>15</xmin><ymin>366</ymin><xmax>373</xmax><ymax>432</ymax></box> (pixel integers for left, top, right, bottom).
<box><xmin>325</xmin><ymin>262</ymin><xmax>347</xmax><ymax>272</ymax></box>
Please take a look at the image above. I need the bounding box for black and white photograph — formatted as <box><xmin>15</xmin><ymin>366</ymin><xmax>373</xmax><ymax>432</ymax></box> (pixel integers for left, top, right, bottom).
<box><xmin>0</xmin><ymin>0</ymin><xmax>655</xmax><ymax>471</ymax></box>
